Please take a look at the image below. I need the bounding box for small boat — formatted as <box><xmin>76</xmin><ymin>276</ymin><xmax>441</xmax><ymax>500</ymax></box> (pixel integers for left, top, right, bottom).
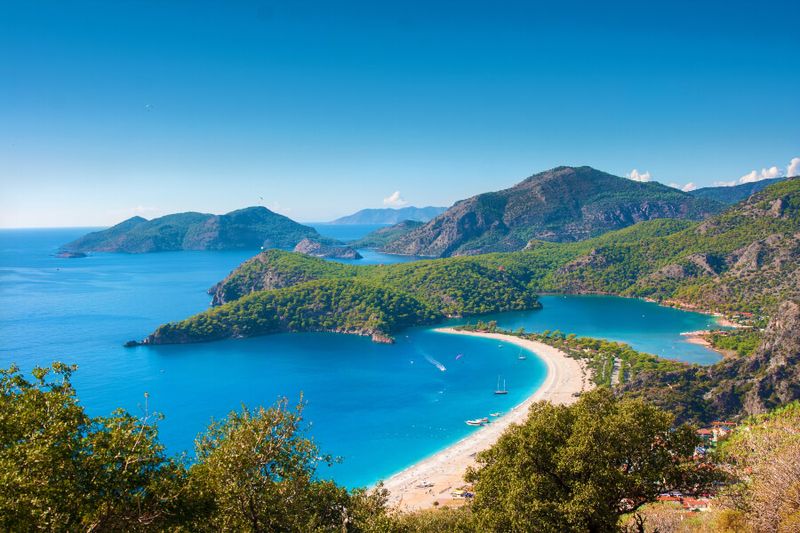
<box><xmin>465</xmin><ymin>419</ymin><xmax>485</xmax><ymax>426</ymax></box>
<box><xmin>494</xmin><ymin>376</ymin><xmax>508</xmax><ymax>395</ymax></box>
<box><xmin>490</xmin><ymin>412</ymin><xmax>501</xmax><ymax>417</ymax></box>
<box><xmin>517</xmin><ymin>349</ymin><xmax>527</xmax><ymax>361</ymax></box>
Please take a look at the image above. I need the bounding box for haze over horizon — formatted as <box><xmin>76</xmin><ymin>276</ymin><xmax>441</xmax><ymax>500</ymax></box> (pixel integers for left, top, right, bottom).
<box><xmin>2</xmin><ymin>1</ymin><xmax>798</xmax><ymax>228</ymax></box>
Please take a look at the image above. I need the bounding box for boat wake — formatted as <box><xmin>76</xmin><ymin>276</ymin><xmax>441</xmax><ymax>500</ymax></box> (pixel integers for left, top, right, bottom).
<box><xmin>424</xmin><ymin>354</ymin><xmax>447</xmax><ymax>372</ymax></box>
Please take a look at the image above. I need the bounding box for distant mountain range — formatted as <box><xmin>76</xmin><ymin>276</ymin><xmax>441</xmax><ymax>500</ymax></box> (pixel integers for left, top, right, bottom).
<box><xmin>61</xmin><ymin>207</ymin><xmax>320</xmax><ymax>253</ymax></box>
<box><xmin>688</xmin><ymin>177</ymin><xmax>785</xmax><ymax>205</ymax></box>
<box><xmin>329</xmin><ymin>206</ymin><xmax>447</xmax><ymax>225</ymax></box>
<box><xmin>381</xmin><ymin>166</ymin><xmax>724</xmax><ymax>257</ymax></box>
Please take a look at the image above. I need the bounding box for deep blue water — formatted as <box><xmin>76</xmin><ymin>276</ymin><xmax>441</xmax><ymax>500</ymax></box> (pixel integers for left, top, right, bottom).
<box><xmin>0</xmin><ymin>228</ymin><xmax>721</xmax><ymax>487</ymax></box>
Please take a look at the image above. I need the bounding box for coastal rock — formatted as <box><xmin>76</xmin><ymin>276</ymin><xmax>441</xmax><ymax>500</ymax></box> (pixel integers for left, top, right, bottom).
<box><xmin>293</xmin><ymin>238</ymin><xmax>362</xmax><ymax>259</ymax></box>
<box><xmin>55</xmin><ymin>250</ymin><xmax>87</xmax><ymax>258</ymax></box>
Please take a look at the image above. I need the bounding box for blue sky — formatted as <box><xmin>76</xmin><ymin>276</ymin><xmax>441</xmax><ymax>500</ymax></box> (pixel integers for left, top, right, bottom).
<box><xmin>1</xmin><ymin>1</ymin><xmax>798</xmax><ymax>227</ymax></box>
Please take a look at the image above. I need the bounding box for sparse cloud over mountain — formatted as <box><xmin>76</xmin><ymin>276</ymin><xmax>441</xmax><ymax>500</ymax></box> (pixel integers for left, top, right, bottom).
<box><xmin>383</xmin><ymin>191</ymin><xmax>408</xmax><ymax>207</ymax></box>
<box><xmin>626</xmin><ymin>169</ymin><xmax>651</xmax><ymax>182</ymax></box>
<box><xmin>714</xmin><ymin>157</ymin><xmax>798</xmax><ymax>186</ymax></box>
<box><xmin>788</xmin><ymin>157</ymin><xmax>800</xmax><ymax>177</ymax></box>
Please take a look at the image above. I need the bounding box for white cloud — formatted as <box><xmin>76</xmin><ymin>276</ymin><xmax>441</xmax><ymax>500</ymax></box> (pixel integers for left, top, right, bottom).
<box><xmin>788</xmin><ymin>157</ymin><xmax>800</xmax><ymax>177</ymax></box>
<box><xmin>668</xmin><ymin>182</ymin><xmax>698</xmax><ymax>192</ymax></box>
<box><xmin>383</xmin><ymin>190</ymin><xmax>408</xmax><ymax>207</ymax></box>
<box><xmin>715</xmin><ymin>157</ymin><xmax>798</xmax><ymax>187</ymax></box>
<box><xmin>738</xmin><ymin>166</ymin><xmax>781</xmax><ymax>184</ymax></box>
<box><xmin>626</xmin><ymin>169</ymin><xmax>651</xmax><ymax>182</ymax></box>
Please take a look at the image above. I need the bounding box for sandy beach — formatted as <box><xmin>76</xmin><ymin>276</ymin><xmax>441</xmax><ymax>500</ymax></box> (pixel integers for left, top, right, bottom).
<box><xmin>380</xmin><ymin>328</ymin><xmax>590</xmax><ymax>511</ymax></box>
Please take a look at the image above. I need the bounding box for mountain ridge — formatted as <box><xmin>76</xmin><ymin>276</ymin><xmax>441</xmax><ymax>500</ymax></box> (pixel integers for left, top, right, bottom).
<box><xmin>689</xmin><ymin>177</ymin><xmax>785</xmax><ymax>205</ymax></box>
<box><xmin>381</xmin><ymin>166</ymin><xmax>724</xmax><ymax>257</ymax></box>
<box><xmin>330</xmin><ymin>206</ymin><xmax>447</xmax><ymax>225</ymax></box>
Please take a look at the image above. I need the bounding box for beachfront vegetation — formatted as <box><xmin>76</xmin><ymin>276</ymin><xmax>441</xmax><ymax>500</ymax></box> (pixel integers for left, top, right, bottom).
<box><xmin>706</xmin><ymin>329</ymin><xmax>762</xmax><ymax>357</ymax></box>
<box><xmin>461</xmin><ymin>323</ymin><xmax>687</xmax><ymax>388</ymax></box>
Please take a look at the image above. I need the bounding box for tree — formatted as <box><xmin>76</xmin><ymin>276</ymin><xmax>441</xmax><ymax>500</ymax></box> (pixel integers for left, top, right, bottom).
<box><xmin>466</xmin><ymin>388</ymin><xmax>715</xmax><ymax>532</ymax></box>
<box><xmin>188</xmin><ymin>397</ymin><xmax>386</xmax><ymax>532</ymax></box>
<box><xmin>0</xmin><ymin>363</ymin><xmax>187</xmax><ymax>531</ymax></box>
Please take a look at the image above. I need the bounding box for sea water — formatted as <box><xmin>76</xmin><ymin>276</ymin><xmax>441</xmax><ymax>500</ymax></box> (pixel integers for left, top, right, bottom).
<box><xmin>0</xmin><ymin>228</ymin><xmax>720</xmax><ymax>487</ymax></box>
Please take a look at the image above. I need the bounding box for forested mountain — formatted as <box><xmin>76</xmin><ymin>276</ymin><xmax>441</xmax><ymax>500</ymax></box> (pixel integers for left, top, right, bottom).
<box><xmin>381</xmin><ymin>166</ymin><xmax>723</xmax><ymax>257</ymax></box>
<box><xmin>689</xmin><ymin>177</ymin><xmax>785</xmax><ymax>205</ymax></box>
<box><xmin>61</xmin><ymin>207</ymin><xmax>320</xmax><ymax>253</ymax></box>
<box><xmin>150</xmin><ymin>178</ymin><xmax>800</xmax><ymax>347</ymax></box>
<box><xmin>330</xmin><ymin>206</ymin><xmax>446</xmax><ymax>225</ymax></box>
<box><xmin>520</xmin><ymin>178</ymin><xmax>800</xmax><ymax>315</ymax></box>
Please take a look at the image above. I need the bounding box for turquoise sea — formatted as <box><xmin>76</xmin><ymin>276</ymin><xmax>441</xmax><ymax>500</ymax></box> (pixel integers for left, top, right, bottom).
<box><xmin>0</xmin><ymin>227</ymin><xmax>721</xmax><ymax>487</ymax></box>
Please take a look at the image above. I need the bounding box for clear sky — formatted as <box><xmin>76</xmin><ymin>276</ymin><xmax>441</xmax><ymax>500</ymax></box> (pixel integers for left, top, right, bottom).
<box><xmin>1</xmin><ymin>0</ymin><xmax>798</xmax><ymax>227</ymax></box>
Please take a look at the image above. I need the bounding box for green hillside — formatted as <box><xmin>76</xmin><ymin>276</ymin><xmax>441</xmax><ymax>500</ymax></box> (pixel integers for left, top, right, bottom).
<box><xmin>149</xmin><ymin>179</ymin><xmax>800</xmax><ymax>346</ymax></box>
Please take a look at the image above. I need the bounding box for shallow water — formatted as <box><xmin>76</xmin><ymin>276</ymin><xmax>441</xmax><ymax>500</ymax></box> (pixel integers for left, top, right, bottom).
<box><xmin>0</xmin><ymin>228</ymin><xmax>721</xmax><ymax>487</ymax></box>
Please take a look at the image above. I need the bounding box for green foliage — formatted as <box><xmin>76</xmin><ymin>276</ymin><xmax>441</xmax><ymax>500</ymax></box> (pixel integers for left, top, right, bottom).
<box><xmin>707</xmin><ymin>329</ymin><xmax>762</xmax><ymax>357</ymax></box>
<box><xmin>155</xmin><ymin>254</ymin><xmax>540</xmax><ymax>343</ymax></box>
<box><xmin>0</xmin><ymin>363</ymin><xmax>187</xmax><ymax>531</ymax></box>
<box><xmin>387</xmin><ymin>507</ymin><xmax>475</xmax><ymax>532</ymax></box>
<box><xmin>188</xmin><ymin>398</ymin><xmax>388</xmax><ymax>532</ymax></box>
<box><xmin>465</xmin><ymin>389</ymin><xmax>716</xmax><ymax>533</ymax></box>
<box><xmin>155</xmin><ymin>278</ymin><xmax>441</xmax><ymax>343</ymax></box>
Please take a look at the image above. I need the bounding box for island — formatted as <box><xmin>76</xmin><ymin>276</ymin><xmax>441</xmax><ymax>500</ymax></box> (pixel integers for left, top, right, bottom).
<box><xmin>60</xmin><ymin>206</ymin><xmax>322</xmax><ymax>253</ymax></box>
<box><xmin>55</xmin><ymin>250</ymin><xmax>87</xmax><ymax>258</ymax></box>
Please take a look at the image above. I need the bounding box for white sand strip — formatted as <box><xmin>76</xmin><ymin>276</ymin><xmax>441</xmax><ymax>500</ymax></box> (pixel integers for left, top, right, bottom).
<box><xmin>380</xmin><ymin>328</ymin><xmax>590</xmax><ymax>510</ymax></box>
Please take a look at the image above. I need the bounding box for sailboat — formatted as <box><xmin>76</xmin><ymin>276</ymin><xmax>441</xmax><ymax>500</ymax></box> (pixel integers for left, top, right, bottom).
<box><xmin>517</xmin><ymin>349</ymin><xmax>527</xmax><ymax>361</ymax></box>
<box><xmin>494</xmin><ymin>376</ymin><xmax>508</xmax><ymax>395</ymax></box>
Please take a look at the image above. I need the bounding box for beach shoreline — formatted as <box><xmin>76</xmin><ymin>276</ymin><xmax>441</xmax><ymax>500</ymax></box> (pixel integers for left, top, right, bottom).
<box><xmin>379</xmin><ymin>327</ymin><xmax>590</xmax><ymax>511</ymax></box>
